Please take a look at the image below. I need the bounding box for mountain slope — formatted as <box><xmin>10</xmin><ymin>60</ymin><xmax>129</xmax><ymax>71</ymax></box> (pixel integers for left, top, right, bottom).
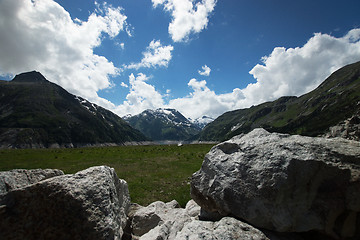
<box><xmin>0</xmin><ymin>71</ymin><xmax>147</xmax><ymax>148</ymax></box>
<box><xmin>199</xmin><ymin>61</ymin><xmax>360</xmax><ymax>141</ymax></box>
<box><xmin>124</xmin><ymin>108</ymin><xmax>201</xmax><ymax>141</ymax></box>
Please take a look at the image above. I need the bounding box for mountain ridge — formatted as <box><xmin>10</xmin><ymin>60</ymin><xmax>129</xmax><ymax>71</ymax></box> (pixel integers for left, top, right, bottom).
<box><xmin>124</xmin><ymin>108</ymin><xmax>204</xmax><ymax>141</ymax></box>
<box><xmin>0</xmin><ymin>71</ymin><xmax>147</xmax><ymax>148</ymax></box>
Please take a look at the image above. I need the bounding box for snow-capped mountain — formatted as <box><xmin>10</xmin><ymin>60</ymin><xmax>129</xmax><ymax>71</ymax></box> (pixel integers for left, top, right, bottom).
<box><xmin>190</xmin><ymin>116</ymin><xmax>215</xmax><ymax>129</ymax></box>
<box><xmin>124</xmin><ymin>108</ymin><xmax>202</xmax><ymax>141</ymax></box>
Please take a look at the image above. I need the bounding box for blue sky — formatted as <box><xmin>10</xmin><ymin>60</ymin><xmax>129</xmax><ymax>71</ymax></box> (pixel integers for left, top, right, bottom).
<box><xmin>0</xmin><ymin>0</ymin><xmax>360</xmax><ymax>119</ymax></box>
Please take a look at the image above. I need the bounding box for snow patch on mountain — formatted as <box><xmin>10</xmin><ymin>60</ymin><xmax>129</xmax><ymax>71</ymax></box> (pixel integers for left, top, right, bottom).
<box><xmin>124</xmin><ymin>108</ymin><xmax>204</xmax><ymax>141</ymax></box>
<box><xmin>190</xmin><ymin>116</ymin><xmax>215</xmax><ymax>129</ymax></box>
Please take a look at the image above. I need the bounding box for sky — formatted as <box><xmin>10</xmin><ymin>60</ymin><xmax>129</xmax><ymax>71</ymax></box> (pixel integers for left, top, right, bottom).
<box><xmin>0</xmin><ymin>0</ymin><xmax>360</xmax><ymax>120</ymax></box>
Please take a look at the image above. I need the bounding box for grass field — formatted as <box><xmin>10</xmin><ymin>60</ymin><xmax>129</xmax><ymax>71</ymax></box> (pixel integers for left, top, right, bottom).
<box><xmin>0</xmin><ymin>144</ymin><xmax>214</xmax><ymax>207</ymax></box>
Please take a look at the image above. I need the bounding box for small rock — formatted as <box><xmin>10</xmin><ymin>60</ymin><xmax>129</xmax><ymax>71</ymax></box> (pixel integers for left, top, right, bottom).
<box><xmin>132</xmin><ymin>200</ymin><xmax>191</xmax><ymax>239</ymax></box>
<box><xmin>174</xmin><ymin>217</ymin><xmax>270</xmax><ymax>240</ymax></box>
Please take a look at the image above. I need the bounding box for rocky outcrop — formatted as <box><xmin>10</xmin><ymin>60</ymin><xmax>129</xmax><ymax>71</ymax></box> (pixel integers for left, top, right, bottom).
<box><xmin>0</xmin><ymin>166</ymin><xmax>130</xmax><ymax>240</ymax></box>
<box><xmin>191</xmin><ymin>128</ymin><xmax>360</xmax><ymax>239</ymax></box>
<box><xmin>325</xmin><ymin>113</ymin><xmax>360</xmax><ymax>141</ymax></box>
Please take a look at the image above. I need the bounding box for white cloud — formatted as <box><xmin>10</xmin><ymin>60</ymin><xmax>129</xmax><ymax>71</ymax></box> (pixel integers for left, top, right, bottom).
<box><xmin>241</xmin><ymin>29</ymin><xmax>360</xmax><ymax>107</ymax></box>
<box><xmin>198</xmin><ymin>64</ymin><xmax>211</xmax><ymax>76</ymax></box>
<box><xmin>114</xmin><ymin>73</ymin><xmax>165</xmax><ymax>116</ymax></box>
<box><xmin>152</xmin><ymin>0</ymin><xmax>217</xmax><ymax>42</ymax></box>
<box><xmin>117</xmin><ymin>42</ymin><xmax>125</xmax><ymax>50</ymax></box>
<box><xmin>0</xmin><ymin>0</ymin><xmax>130</xmax><ymax>109</ymax></box>
<box><xmin>120</xmin><ymin>82</ymin><xmax>128</xmax><ymax>88</ymax></box>
<box><xmin>126</xmin><ymin>40</ymin><xmax>174</xmax><ymax>69</ymax></box>
<box><xmin>1</xmin><ymin>1</ymin><xmax>359</xmax><ymax>122</ymax></box>
<box><xmin>168</xmin><ymin>79</ymin><xmax>244</xmax><ymax>119</ymax></box>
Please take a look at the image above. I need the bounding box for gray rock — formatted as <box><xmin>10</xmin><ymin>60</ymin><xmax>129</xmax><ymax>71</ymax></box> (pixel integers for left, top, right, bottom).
<box><xmin>185</xmin><ymin>199</ymin><xmax>201</xmax><ymax>218</ymax></box>
<box><xmin>191</xmin><ymin>128</ymin><xmax>360</xmax><ymax>239</ymax></box>
<box><xmin>0</xmin><ymin>168</ymin><xmax>64</xmax><ymax>199</ymax></box>
<box><xmin>132</xmin><ymin>200</ymin><xmax>193</xmax><ymax>239</ymax></box>
<box><xmin>174</xmin><ymin>217</ymin><xmax>270</xmax><ymax>240</ymax></box>
<box><xmin>0</xmin><ymin>166</ymin><xmax>130</xmax><ymax>240</ymax></box>
<box><xmin>132</xmin><ymin>201</ymin><xmax>165</xmax><ymax>237</ymax></box>
<box><xmin>136</xmin><ymin>200</ymin><xmax>270</xmax><ymax>240</ymax></box>
<box><xmin>325</xmin><ymin>113</ymin><xmax>360</xmax><ymax>141</ymax></box>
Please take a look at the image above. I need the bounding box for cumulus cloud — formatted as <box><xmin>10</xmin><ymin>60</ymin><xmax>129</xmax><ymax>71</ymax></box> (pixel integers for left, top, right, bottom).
<box><xmin>152</xmin><ymin>0</ymin><xmax>217</xmax><ymax>42</ymax></box>
<box><xmin>126</xmin><ymin>40</ymin><xmax>174</xmax><ymax>69</ymax></box>
<box><xmin>114</xmin><ymin>73</ymin><xmax>165</xmax><ymax>116</ymax></box>
<box><xmin>0</xmin><ymin>0</ymin><xmax>130</xmax><ymax>108</ymax></box>
<box><xmin>241</xmin><ymin>29</ymin><xmax>360</xmax><ymax>107</ymax></box>
<box><xmin>168</xmin><ymin>79</ymin><xmax>243</xmax><ymax>119</ymax></box>
<box><xmin>198</xmin><ymin>64</ymin><xmax>211</xmax><ymax>76</ymax></box>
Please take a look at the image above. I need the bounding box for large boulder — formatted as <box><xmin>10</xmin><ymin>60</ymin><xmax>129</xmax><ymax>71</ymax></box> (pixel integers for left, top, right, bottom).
<box><xmin>0</xmin><ymin>168</ymin><xmax>64</xmax><ymax>198</ymax></box>
<box><xmin>0</xmin><ymin>166</ymin><xmax>131</xmax><ymax>240</ymax></box>
<box><xmin>191</xmin><ymin>128</ymin><xmax>360</xmax><ymax>239</ymax></box>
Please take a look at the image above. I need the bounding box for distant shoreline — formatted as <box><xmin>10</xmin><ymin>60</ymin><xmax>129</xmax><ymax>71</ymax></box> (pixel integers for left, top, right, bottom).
<box><xmin>0</xmin><ymin>141</ymin><xmax>218</xmax><ymax>149</ymax></box>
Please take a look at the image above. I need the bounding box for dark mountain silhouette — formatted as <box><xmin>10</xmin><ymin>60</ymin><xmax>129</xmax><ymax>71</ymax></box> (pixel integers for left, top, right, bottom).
<box><xmin>0</xmin><ymin>71</ymin><xmax>147</xmax><ymax>148</ymax></box>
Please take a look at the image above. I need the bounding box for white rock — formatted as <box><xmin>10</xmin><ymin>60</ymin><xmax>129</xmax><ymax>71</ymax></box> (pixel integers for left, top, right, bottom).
<box><xmin>136</xmin><ymin>200</ymin><xmax>270</xmax><ymax>240</ymax></box>
<box><xmin>132</xmin><ymin>200</ymin><xmax>195</xmax><ymax>239</ymax></box>
<box><xmin>174</xmin><ymin>217</ymin><xmax>270</xmax><ymax>240</ymax></box>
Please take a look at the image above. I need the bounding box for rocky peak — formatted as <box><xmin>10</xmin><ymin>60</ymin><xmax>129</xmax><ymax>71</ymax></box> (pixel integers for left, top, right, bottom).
<box><xmin>190</xmin><ymin>116</ymin><xmax>215</xmax><ymax>129</ymax></box>
<box><xmin>142</xmin><ymin>108</ymin><xmax>190</xmax><ymax>124</ymax></box>
<box><xmin>12</xmin><ymin>71</ymin><xmax>49</xmax><ymax>83</ymax></box>
<box><xmin>124</xmin><ymin>108</ymin><xmax>201</xmax><ymax>141</ymax></box>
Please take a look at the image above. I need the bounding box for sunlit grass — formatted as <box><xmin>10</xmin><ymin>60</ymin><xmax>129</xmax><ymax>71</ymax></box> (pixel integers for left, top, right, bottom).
<box><xmin>0</xmin><ymin>144</ymin><xmax>214</xmax><ymax>207</ymax></box>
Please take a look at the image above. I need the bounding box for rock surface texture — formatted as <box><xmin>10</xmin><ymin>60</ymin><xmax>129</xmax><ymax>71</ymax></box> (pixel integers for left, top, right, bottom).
<box><xmin>130</xmin><ymin>200</ymin><xmax>198</xmax><ymax>239</ymax></box>
<box><xmin>0</xmin><ymin>166</ymin><xmax>130</xmax><ymax>240</ymax></box>
<box><xmin>0</xmin><ymin>168</ymin><xmax>64</xmax><ymax>198</ymax></box>
<box><xmin>130</xmin><ymin>199</ymin><xmax>270</xmax><ymax>240</ymax></box>
<box><xmin>173</xmin><ymin>217</ymin><xmax>270</xmax><ymax>240</ymax></box>
<box><xmin>191</xmin><ymin>128</ymin><xmax>360</xmax><ymax>239</ymax></box>
<box><xmin>325</xmin><ymin>113</ymin><xmax>360</xmax><ymax>141</ymax></box>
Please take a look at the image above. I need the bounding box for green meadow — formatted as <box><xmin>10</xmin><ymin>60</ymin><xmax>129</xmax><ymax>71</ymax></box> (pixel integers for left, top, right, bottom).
<box><xmin>0</xmin><ymin>144</ymin><xmax>214</xmax><ymax>207</ymax></box>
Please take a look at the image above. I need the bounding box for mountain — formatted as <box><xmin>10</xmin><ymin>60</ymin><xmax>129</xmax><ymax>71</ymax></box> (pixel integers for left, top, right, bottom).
<box><xmin>124</xmin><ymin>108</ymin><xmax>201</xmax><ymax>141</ymax></box>
<box><xmin>0</xmin><ymin>71</ymin><xmax>147</xmax><ymax>148</ymax></box>
<box><xmin>189</xmin><ymin>116</ymin><xmax>215</xmax><ymax>129</ymax></box>
<box><xmin>198</xmin><ymin>61</ymin><xmax>360</xmax><ymax>141</ymax></box>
